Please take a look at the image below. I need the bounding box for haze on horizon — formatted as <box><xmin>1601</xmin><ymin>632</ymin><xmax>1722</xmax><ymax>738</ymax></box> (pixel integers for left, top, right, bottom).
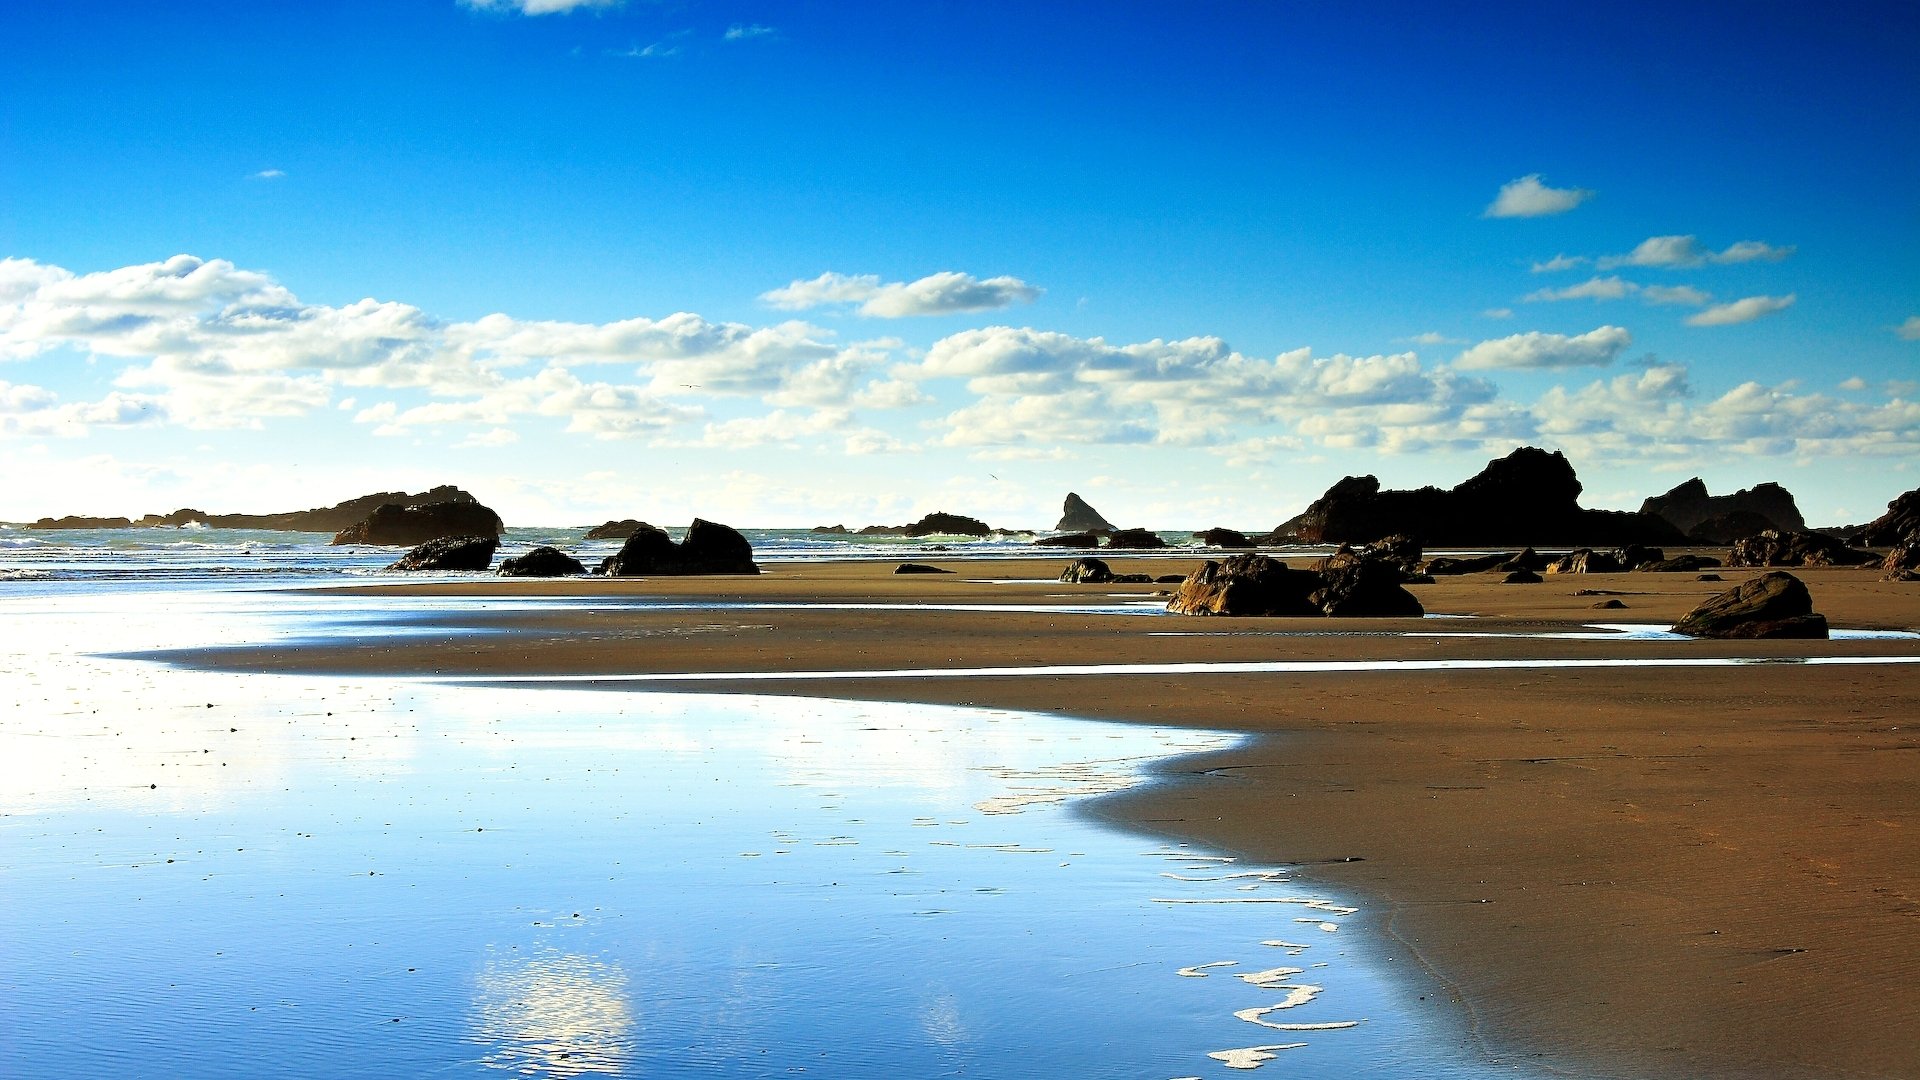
<box><xmin>1</xmin><ymin>1</ymin><xmax>1916</xmax><ymax>530</ymax></box>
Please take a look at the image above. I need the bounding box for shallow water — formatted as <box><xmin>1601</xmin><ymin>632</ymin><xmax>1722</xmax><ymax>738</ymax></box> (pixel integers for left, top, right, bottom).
<box><xmin>0</xmin><ymin>588</ymin><xmax>1541</xmax><ymax>1078</ymax></box>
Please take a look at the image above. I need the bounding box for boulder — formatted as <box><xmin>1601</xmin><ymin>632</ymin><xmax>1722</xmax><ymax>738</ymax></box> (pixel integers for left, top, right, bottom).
<box><xmin>1641</xmin><ymin>478</ymin><xmax>1806</xmax><ymax>535</ymax></box>
<box><xmin>586</xmin><ymin>519</ymin><xmax>652</xmax><ymax>540</ymax></box>
<box><xmin>1056</xmin><ymin>492</ymin><xmax>1117</xmax><ymax>533</ymax></box>
<box><xmin>387</xmin><ymin>535</ymin><xmax>497</xmax><ymax>572</ymax></box>
<box><xmin>1166</xmin><ymin>554</ymin><xmax>1320</xmax><ymax>616</ymax></box>
<box><xmin>894</xmin><ymin>563</ymin><xmax>953</xmax><ymax>575</ymax></box>
<box><xmin>1105</xmin><ymin>528</ymin><xmax>1167</xmax><ymax>550</ymax></box>
<box><xmin>1503</xmin><ymin>569</ymin><xmax>1542</xmax><ymax>584</ymax></box>
<box><xmin>1698</xmin><ymin>573</ymin><xmax>1723</xmax><ymax>582</ymax></box>
<box><xmin>903</xmin><ymin>512</ymin><xmax>992</xmax><ymax>537</ymax></box>
<box><xmin>1357</xmin><ymin>534</ymin><xmax>1423</xmax><ymax>575</ymax></box>
<box><xmin>1671</xmin><ymin>572</ymin><xmax>1829</xmax><ymax>639</ymax></box>
<box><xmin>1636</xmin><ymin>554</ymin><xmax>1723</xmax><ymax>573</ymax></box>
<box><xmin>1545</xmin><ymin>548</ymin><xmax>1623</xmax><ymax>574</ymax></box>
<box><xmin>333</xmin><ymin>499</ymin><xmax>504</xmax><ymax>546</ymax></box>
<box><xmin>497</xmin><ymin>546</ymin><xmax>586</xmax><ymax>577</ymax></box>
<box><xmin>1496</xmin><ymin>547</ymin><xmax>1549</xmax><ymax>573</ymax></box>
<box><xmin>1591</xmin><ymin>598</ymin><xmax>1628</xmax><ymax>609</ymax></box>
<box><xmin>1617</xmin><ymin>545</ymin><xmax>1663</xmax><ymax>570</ymax></box>
<box><xmin>1310</xmin><ymin>550</ymin><xmax>1425</xmax><ymax>616</ymax></box>
<box><xmin>1155</xmin><ymin>574</ymin><xmax>1188</xmax><ymax>584</ymax></box>
<box><xmin>1884</xmin><ymin>542</ymin><xmax>1920</xmax><ymax>573</ymax></box>
<box><xmin>1111</xmin><ymin>573</ymin><xmax>1155</xmax><ymax>584</ymax></box>
<box><xmin>1422</xmin><ymin>552</ymin><xmax>1514</xmax><ymax>576</ymax></box>
<box><xmin>1851</xmin><ymin>488</ymin><xmax>1920</xmax><ymax>547</ymax></box>
<box><xmin>1726</xmin><ymin>530</ymin><xmax>1877</xmax><ymax>568</ymax></box>
<box><xmin>1280</xmin><ymin>447</ymin><xmax>1684</xmax><ymax>546</ymax></box>
<box><xmin>1035</xmin><ymin>532</ymin><xmax>1103</xmax><ymax>547</ymax></box>
<box><xmin>1059</xmin><ymin>558</ymin><xmax>1114</xmax><ymax>584</ymax></box>
<box><xmin>599</xmin><ymin>519</ymin><xmax>760</xmax><ymax>576</ymax></box>
<box><xmin>1199</xmin><ymin>527</ymin><xmax>1255</xmax><ymax>548</ymax></box>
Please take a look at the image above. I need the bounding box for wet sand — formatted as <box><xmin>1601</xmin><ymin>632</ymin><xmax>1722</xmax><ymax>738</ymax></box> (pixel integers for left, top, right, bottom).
<box><xmin>166</xmin><ymin>557</ymin><xmax>1920</xmax><ymax>1080</ymax></box>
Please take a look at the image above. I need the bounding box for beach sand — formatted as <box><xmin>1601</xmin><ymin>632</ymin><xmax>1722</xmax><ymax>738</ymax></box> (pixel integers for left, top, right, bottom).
<box><xmin>168</xmin><ymin>558</ymin><xmax>1920</xmax><ymax>1080</ymax></box>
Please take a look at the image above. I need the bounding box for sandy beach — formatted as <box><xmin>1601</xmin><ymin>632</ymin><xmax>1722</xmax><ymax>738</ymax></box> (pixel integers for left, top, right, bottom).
<box><xmin>165</xmin><ymin>556</ymin><xmax>1920</xmax><ymax>1080</ymax></box>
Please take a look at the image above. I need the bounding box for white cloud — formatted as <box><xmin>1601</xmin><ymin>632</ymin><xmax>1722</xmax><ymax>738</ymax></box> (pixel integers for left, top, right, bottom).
<box><xmin>609</xmin><ymin>41</ymin><xmax>679</xmax><ymax>59</ymax></box>
<box><xmin>1484</xmin><ymin>174</ymin><xmax>1593</xmax><ymax>218</ymax></box>
<box><xmin>1640</xmin><ymin>284</ymin><xmax>1712</xmax><ymax>307</ymax></box>
<box><xmin>1897</xmin><ymin>316</ymin><xmax>1920</xmax><ymax>341</ymax></box>
<box><xmin>250</xmin><ymin>169</ymin><xmax>285</xmax><ymax>180</ymax></box>
<box><xmin>724</xmin><ymin>23</ymin><xmax>777</xmax><ymax>40</ymax></box>
<box><xmin>761</xmin><ymin>271</ymin><xmax>1041</xmax><ymax>317</ymax></box>
<box><xmin>1482</xmin><ymin>307</ymin><xmax>1514</xmax><ymax>319</ymax></box>
<box><xmin>1524</xmin><ymin>276</ymin><xmax>1636</xmax><ymax>302</ymax></box>
<box><xmin>1839</xmin><ymin>376</ymin><xmax>1868</xmax><ymax>391</ymax></box>
<box><xmin>1404</xmin><ymin>331</ymin><xmax>1463</xmax><ymax>345</ymax></box>
<box><xmin>1531</xmin><ymin>254</ymin><xmax>1588</xmax><ymax>273</ymax></box>
<box><xmin>1597</xmin><ymin>235</ymin><xmax>1795</xmax><ymax>269</ymax></box>
<box><xmin>1684</xmin><ymin>294</ymin><xmax>1796</xmax><ymax>327</ymax></box>
<box><xmin>460</xmin><ymin>0</ymin><xmax>621</xmax><ymax>14</ymax></box>
<box><xmin>1454</xmin><ymin>326</ymin><xmax>1632</xmax><ymax>370</ymax></box>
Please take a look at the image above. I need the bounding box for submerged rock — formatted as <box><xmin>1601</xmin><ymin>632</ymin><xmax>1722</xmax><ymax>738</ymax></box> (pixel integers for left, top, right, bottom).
<box><xmin>600</xmin><ymin>519</ymin><xmax>760</xmax><ymax>576</ymax></box>
<box><xmin>387</xmin><ymin>535</ymin><xmax>497</xmax><ymax>572</ymax></box>
<box><xmin>1671</xmin><ymin>571</ymin><xmax>1829</xmax><ymax>639</ymax></box>
<box><xmin>497</xmin><ymin>546</ymin><xmax>586</xmax><ymax>577</ymax></box>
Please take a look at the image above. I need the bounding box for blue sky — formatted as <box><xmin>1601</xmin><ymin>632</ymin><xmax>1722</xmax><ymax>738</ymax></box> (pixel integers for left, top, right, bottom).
<box><xmin>2</xmin><ymin>0</ymin><xmax>1916</xmax><ymax>528</ymax></box>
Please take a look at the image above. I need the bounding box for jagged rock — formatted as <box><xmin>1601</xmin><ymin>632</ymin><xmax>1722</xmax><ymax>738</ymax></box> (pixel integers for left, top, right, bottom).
<box><xmin>1281</xmin><ymin>447</ymin><xmax>1684</xmax><ymax>546</ymax></box>
<box><xmin>1688</xmin><ymin>511</ymin><xmax>1781</xmax><ymax>545</ymax></box>
<box><xmin>1423</xmin><ymin>552</ymin><xmax>1514</xmax><ymax>575</ymax></box>
<box><xmin>1591</xmin><ymin>598</ymin><xmax>1628</xmax><ymax>609</ymax></box>
<box><xmin>1035</xmin><ymin>532</ymin><xmax>1102</xmax><ymax>547</ymax></box>
<box><xmin>1056</xmin><ymin>493</ymin><xmax>1116</xmax><ymax>533</ymax></box>
<box><xmin>387</xmin><ymin>535</ymin><xmax>497</xmax><ymax>572</ymax></box>
<box><xmin>334</xmin><ymin>499</ymin><xmax>504</xmax><ymax>546</ymax></box>
<box><xmin>855</xmin><ymin>524</ymin><xmax>907</xmax><ymax>536</ymax></box>
<box><xmin>1504</xmin><ymin>569</ymin><xmax>1542</xmax><ymax>584</ymax></box>
<box><xmin>1884</xmin><ymin>542</ymin><xmax>1920</xmax><ymax>573</ymax></box>
<box><xmin>26</xmin><ymin>514</ymin><xmax>134</xmax><ymax>530</ymax></box>
<box><xmin>810</xmin><ymin>524</ymin><xmax>851</xmax><ymax>535</ymax></box>
<box><xmin>1496</xmin><ymin>547</ymin><xmax>1548</xmax><ymax>573</ymax></box>
<box><xmin>1546</xmin><ymin>549</ymin><xmax>1623</xmax><ymax>574</ymax></box>
<box><xmin>1851</xmin><ymin>488</ymin><xmax>1920</xmax><ymax>547</ymax></box>
<box><xmin>1672</xmin><ymin>572</ymin><xmax>1829</xmax><ymax>639</ymax></box>
<box><xmin>894</xmin><ymin>563</ymin><xmax>953</xmax><ymax>575</ymax></box>
<box><xmin>586</xmin><ymin>519</ymin><xmax>652</xmax><ymax>540</ymax></box>
<box><xmin>1310</xmin><ymin>550</ymin><xmax>1425</xmax><ymax>616</ymax></box>
<box><xmin>1642</xmin><ymin>478</ymin><xmax>1806</xmax><ymax>536</ymax></box>
<box><xmin>1357</xmin><ymin>534</ymin><xmax>1423</xmax><ymax>574</ymax></box>
<box><xmin>903</xmin><ymin>512</ymin><xmax>992</xmax><ymax>537</ymax></box>
<box><xmin>1059</xmin><ymin>558</ymin><xmax>1114</xmax><ymax>584</ymax></box>
<box><xmin>1200</xmin><ymin>527</ymin><xmax>1255</xmax><ymax>548</ymax></box>
<box><xmin>1637</xmin><ymin>554</ymin><xmax>1723</xmax><ymax>573</ymax></box>
<box><xmin>1885</xmin><ymin>569</ymin><xmax>1920</xmax><ymax>582</ymax></box>
<box><xmin>1617</xmin><ymin>545</ymin><xmax>1663</xmax><ymax>570</ymax></box>
<box><xmin>1105</xmin><ymin>528</ymin><xmax>1167</xmax><ymax>550</ymax></box>
<box><xmin>1167</xmin><ymin>554</ymin><xmax>1320</xmax><ymax>616</ymax></box>
<box><xmin>1726</xmin><ymin>530</ymin><xmax>1877</xmax><ymax>568</ymax></box>
<box><xmin>599</xmin><ymin>519</ymin><xmax>759</xmax><ymax>576</ymax></box>
<box><xmin>496</xmin><ymin>546</ymin><xmax>586</xmax><ymax>577</ymax></box>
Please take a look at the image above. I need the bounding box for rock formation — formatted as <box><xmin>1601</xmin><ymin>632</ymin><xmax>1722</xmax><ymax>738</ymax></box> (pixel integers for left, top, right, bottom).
<box><xmin>1546</xmin><ymin>549</ymin><xmax>1623</xmax><ymax>575</ymax></box>
<box><xmin>1280</xmin><ymin>447</ymin><xmax>1684</xmax><ymax>547</ymax></box>
<box><xmin>25</xmin><ymin>514</ymin><xmax>134</xmax><ymax>530</ymax></box>
<box><xmin>1104</xmin><ymin>528</ymin><xmax>1167</xmax><ymax>550</ymax></box>
<box><xmin>1055</xmin><ymin>493</ymin><xmax>1115</xmax><ymax>533</ymax></box>
<box><xmin>1687</xmin><ymin>511</ymin><xmax>1782</xmax><ymax>545</ymax></box>
<box><xmin>1311</xmin><ymin>548</ymin><xmax>1425</xmax><ymax>616</ymax></box>
<box><xmin>1726</xmin><ymin>530</ymin><xmax>1877</xmax><ymax>568</ymax></box>
<box><xmin>1636</xmin><ymin>554</ymin><xmax>1722</xmax><ymax>573</ymax></box>
<box><xmin>599</xmin><ymin>519</ymin><xmax>760</xmax><ymax>576</ymax></box>
<box><xmin>1850</xmin><ymin>487</ymin><xmax>1920</xmax><ymax>547</ymax></box>
<box><xmin>387</xmin><ymin>535</ymin><xmax>497</xmax><ymax>572</ymax></box>
<box><xmin>333</xmin><ymin>499</ymin><xmax>504</xmax><ymax>546</ymax></box>
<box><xmin>903</xmin><ymin>512</ymin><xmax>992</xmax><ymax>537</ymax></box>
<box><xmin>497</xmin><ymin>546</ymin><xmax>586</xmax><ymax>577</ymax></box>
<box><xmin>1035</xmin><ymin>532</ymin><xmax>1102</xmax><ymax>547</ymax></box>
<box><xmin>1059</xmin><ymin>558</ymin><xmax>1114</xmax><ymax>584</ymax></box>
<box><xmin>585</xmin><ymin>519</ymin><xmax>652</xmax><ymax>540</ymax></box>
<box><xmin>1199</xmin><ymin>527</ymin><xmax>1255</xmax><ymax>548</ymax></box>
<box><xmin>1166</xmin><ymin>551</ymin><xmax>1422</xmax><ymax>618</ymax></box>
<box><xmin>1671</xmin><ymin>572</ymin><xmax>1829</xmax><ymax>639</ymax></box>
<box><xmin>1885</xmin><ymin>541</ymin><xmax>1920</xmax><ymax>573</ymax></box>
<box><xmin>27</xmin><ymin>485</ymin><xmax>496</xmax><ymax>534</ymax></box>
<box><xmin>1641</xmin><ymin>478</ymin><xmax>1806</xmax><ymax>536</ymax></box>
<box><xmin>810</xmin><ymin>525</ymin><xmax>851</xmax><ymax>535</ymax></box>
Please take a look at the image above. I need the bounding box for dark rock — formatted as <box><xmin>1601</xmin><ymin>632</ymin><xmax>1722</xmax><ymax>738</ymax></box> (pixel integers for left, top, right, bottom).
<box><xmin>1357</xmin><ymin>534</ymin><xmax>1423</xmax><ymax>574</ymax></box>
<box><xmin>1155</xmin><ymin>574</ymin><xmax>1188</xmax><ymax>584</ymax></box>
<box><xmin>855</xmin><ymin>524</ymin><xmax>907</xmax><ymax>536</ymax></box>
<box><xmin>387</xmin><ymin>535</ymin><xmax>497</xmax><ymax>572</ymax></box>
<box><xmin>894</xmin><ymin>563</ymin><xmax>953</xmax><ymax>575</ymax></box>
<box><xmin>26</xmin><ymin>514</ymin><xmax>134</xmax><ymax>530</ymax></box>
<box><xmin>1637</xmin><ymin>554</ymin><xmax>1722</xmax><ymax>573</ymax></box>
<box><xmin>1617</xmin><ymin>545</ymin><xmax>1663</xmax><ymax>570</ymax></box>
<box><xmin>1310</xmin><ymin>548</ymin><xmax>1426</xmax><ymax>616</ymax></box>
<box><xmin>1574</xmin><ymin>589</ymin><xmax>1628</xmax><ymax>596</ymax></box>
<box><xmin>1035</xmin><ymin>532</ymin><xmax>1102</xmax><ymax>547</ymax></box>
<box><xmin>586</xmin><ymin>519</ymin><xmax>652</xmax><ymax>540</ymax></box>
<box><xmin>1726</xmin><ymin>530</ymin><xmax>1877</xmax><ymax>568</ymax></box>
<box><xmin>1546</xmin><ymin>549</ymin><xmax>1623</xmax><ymax>575</ymax></box>
<box><xmin>1688</xmin><ymin>511</ymin><xmax>1781</xmax><ymax>545</ymax></box>
<box><xmin>1105</xmin><ymin>528</ymin><xmax>1167</xmax><ymax>550</ymax></box>
<box><xmin>334</xmin><ymin>499</ymin><xmax>504</xmax><ymax>546</ymax></box>
<box><xmin>497</xmin><ymin>546</ymin><xmax>586</xmax><ymax>577</ymax></box>
<box><xmin>1200</xmin><ymin>527</ymin><xmax>1255</xmax><ymax>548</ymax></box>
<box><xmin>1671</xmin><ymin>572</ymin><xmax>1829</xmax><ymax>639</ymax></box>
<box><xmin>1402</xmin><ymin>573</ymin><xmax>1436</xmax><ymax>585</ymax></box>
<box><xmin>1282</xmin><ymin>447</ymin><xmax>1684</xmax><ymax>546</ymax></box>
<box><xmin>1503</xmin><ymin>569</ymin><xmax>1542</xmax><ymax>583</ymax></box>
<box><xmin>1167</xmin><ymin>554</ymin><xmax>1320</xmax><ymax>616</ymax></box>
<box><xmin>1591</xmin><ymin>599</ymin><xmax>1628</xmax><ymax>609</ymax></box>
<box><xmin>1697</xmin><ymin>573</ymin><xmax>1723</xmax><ymax>581</ymax></box>
<box><xmin>1059</xmin><ymin>558</ymin><xmax>1113</xmax><ymax>584</ymax></box>
<box><xmin>1056</xmin><ymin>493</ymin><xmax>1116</xmax><ymax>533</ymax></box>
<box><xmin>1851</xmin><ymin>487</ymin><xmax>1920</xmax><ymax>547</ymax></box>
<box><xmin>1884</xmin><ymin>569</ymin><xmax>1920</xmax><ymax>583</ymax></box>
<box><xmin>1884</xmin><ymin>542</ymin><xmax>1920</xmax><ymax>573</ymax></box>
<box><xmin>1111</xmin><ymin>573</ymin><xmax>1155</xmax><ymax>584</ymax></box>
<box><xmin>1496</xmin><ymin>547</ymin><xmax>1549</xmax><ymax>573</ymax></box>
<box><xmin>600</xmin><ymin>519</ymin><xmax>760</xmax><ymax>576</ymax></box>
<box><xmin>1422</xmin><ymin>552</ymin><xmax>1515</xmax><ymax>576</ymax></box>
<box><xmin>810</xmin><ymin>524</ymin><xmax>851</xmax><ymax>535</ymax></box>
<box><xmin>1642</xmin><ymin>478</ymin><xmax>1806</xmax><ymax>536</ymax></box>
<box><xmin>902</xmin><ymin>512</ymin><xmax>991</xmax><ymax>537</ymax></box>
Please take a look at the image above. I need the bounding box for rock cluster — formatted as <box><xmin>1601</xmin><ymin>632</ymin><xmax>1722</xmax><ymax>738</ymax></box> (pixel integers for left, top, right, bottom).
<box><xmin>1671</xmin><ymin>572</ymin><xmax>1829</xmax><ymax>639</ymax></box>
<box><xmin>1726</xmin><ymin>530</ymin><xmax>1877</xmax><ymax>568</ymax></box>
<box><xmin>1166</xmin><ymin>551</ymin><xmax>1422</xmax><ymax>618</ymax></box>
<box><xmin>599</xmin><ymin>519</ymin><xmax>760</xmax><ymax>576</ymax></box>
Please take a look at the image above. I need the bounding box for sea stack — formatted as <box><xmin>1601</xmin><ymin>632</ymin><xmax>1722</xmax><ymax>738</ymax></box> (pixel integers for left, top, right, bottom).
<box><xmin>1055</xmin><ymin>493</ymin><xmax>1115</xmax><ymax>533</ymax></box>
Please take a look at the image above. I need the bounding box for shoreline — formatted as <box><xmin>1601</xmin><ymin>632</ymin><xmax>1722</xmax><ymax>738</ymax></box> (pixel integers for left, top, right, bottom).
<box><xmin>153</xmin><ymin>557</ymin><xmax>1920</xmax><ymax>1079</ymax></box>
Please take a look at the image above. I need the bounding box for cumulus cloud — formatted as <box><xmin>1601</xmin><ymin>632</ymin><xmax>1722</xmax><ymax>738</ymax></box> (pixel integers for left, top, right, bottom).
<box><xmin>1524</xmin><ymin>276</ymin><xmax>1636</xmax><ymax>302</ymax></box>
<box><xmin>1531</xmin><ymin>254</ymin><xmax>1588</xmax><ymax>273</ymax></box>
<box><xmin>460</xmin><ymin>0</ymin><xmax>620</xmax><ymax>14</ymax></box>
<box><xmin>1897</xmin><ymin>315</ymin><xmax>1920</xmax><ymax>341</ymax></box>
<box><xmin>761</xmin><ymin>271</ymin><xmax>1041</xmax><ymax>317</ymax></box>
<box><xmin>1597</xmin><ymin>235</ymin><xmax>1795</xmax><ymax>269</ymax></box>
<box><xmin>1684</xmin><ymin>294</ymin><xmax>1796</xmax><ymax>327</ymax></box>
<box><xmin>1484</xmin><ymin>174</ymin><xmax>1593</xmax><ymax>218</ymax></box>
<box><xmin>1454</xmin><ymin>326</ymin><xmax>1632</xmax><ymax>370</ymax></box>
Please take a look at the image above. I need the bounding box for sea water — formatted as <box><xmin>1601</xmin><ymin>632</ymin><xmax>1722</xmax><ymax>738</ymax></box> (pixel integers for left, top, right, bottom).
<box><xmin>0</xmin><ymin>584</ymin><xmax>1542</xmax><ymax>1078</ymax></box>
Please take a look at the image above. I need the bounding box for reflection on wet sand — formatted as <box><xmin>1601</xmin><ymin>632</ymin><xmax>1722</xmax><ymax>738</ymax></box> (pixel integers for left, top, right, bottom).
<box><xmin>471</xmin><ymin>952</ymin><xmax>636</xmax><ymax>1077</ymax></box>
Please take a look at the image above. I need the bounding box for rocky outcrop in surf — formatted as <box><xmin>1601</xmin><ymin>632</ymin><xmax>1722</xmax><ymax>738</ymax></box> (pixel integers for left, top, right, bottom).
<box><xmin>598</xmin><ymin>519</ymin><xmax>759</xmax><ymax>576</ymax></box>
<box><xmin>1104</xmin><ymin>528</ymin><xmax>1167</xmax><ymax>550</ymax></box>
<box><xmin>333</xmin><ymin>498</ymin><xmax>504</xmax><ymax>546</ymax></box>
<box><xmin>1672</xmin><ymin>571</ymin><xmax>1829</xmax><ymax>639</ymax></box>
<box><xmin>27</xmin><ymin>485</ymin><xmax>497</xmax><ymax>535</ymax></box>
<box><xmin>585</xmin><ymin>519</ymin><xmax>652</xmax><ymax>540</ymax></box>
<box><xmin>1055</xmin><ymin>493</ymin><xmax>1115</xmax><ymax>533</ymax></box>
<box><xmin>387</xmin><ymin>535</ymin><xmax>498</xmax><ymax>572</ymax></box>
<box><xmin>497</xmin><ymin>546</ymin><xmax>586</xmax><ymax>577</ymax></box>
<box><xmin>1641</xmin><ymin>478</ymin><xmax>1806</xmax><ymax>537</ymax></box>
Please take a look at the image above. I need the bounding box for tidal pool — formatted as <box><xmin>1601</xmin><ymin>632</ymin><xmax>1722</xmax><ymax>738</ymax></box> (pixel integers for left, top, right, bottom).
<box><xmin>0</xmin><ymin>589</ymin><xmax>1544</xmax><ymax>1078</ymax></box>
